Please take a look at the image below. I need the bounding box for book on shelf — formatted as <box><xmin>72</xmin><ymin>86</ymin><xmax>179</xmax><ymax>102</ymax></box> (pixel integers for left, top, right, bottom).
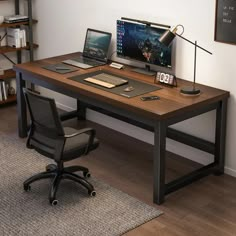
<box><xmin>2</xmin><ymin>80</ymin><xmax>7</xmax><ymax>100</ymax></box>
<box><xmin>20</xmin><ymin>29</ymin><xmax>26</xmax><ymax>47</ymax></box>
<box><xmin>0</xmin><ymin>79</ymin><xmax>8</xmax><ymax>101</ymax></box>
<box><xmin>4</xmin><ymin>15</ymin><xmax>29</xmax><ymax>23</ymax></box>
<box><xmin>6</xmin><ymin>28</ymin><xmax>26</xmax><ymax>48</ymax></box>
<box><xmin>7</xmin><ymin>28</ymin><xmax>20</xmax><ymax>48</ymax></box>
<box><xmin>0</xmin><ymin>83</ymin><xmax>2</xmax><ymax>101</ymax></box>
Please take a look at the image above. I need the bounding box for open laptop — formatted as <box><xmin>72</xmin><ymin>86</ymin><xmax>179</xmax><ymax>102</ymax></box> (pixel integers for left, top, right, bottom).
<box><xmin>62</xmin><ymin>28</ymin><xmax>112</xmax><ymax>69</ymax></box>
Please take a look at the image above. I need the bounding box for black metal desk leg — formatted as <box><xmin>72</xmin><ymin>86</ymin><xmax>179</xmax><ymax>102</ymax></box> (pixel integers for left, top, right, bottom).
<box><xmin>153</xmin><ymin>121</ymin><xmax>167</xmax><ymax>204</ymax></box>
<box><xmin>77</xmin><ymin>100</ymin><xmax>87</xmax><ymax>120</ymax></box>
<box><xmin>214</xmin><ymin>99</ymin><xmax>228</xmax><ymax>175</ymax></box>
<box><xmin>16</xmin><ymin>72</ymin><xmax>27</xmax><ymax>138</ymax></box>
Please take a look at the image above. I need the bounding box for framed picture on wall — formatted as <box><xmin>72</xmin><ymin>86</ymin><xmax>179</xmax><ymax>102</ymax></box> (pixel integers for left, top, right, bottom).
<box><xmin>215</xmin><ymin>0</ymin><xmax>236</xmax><ymax>45</ymax></box>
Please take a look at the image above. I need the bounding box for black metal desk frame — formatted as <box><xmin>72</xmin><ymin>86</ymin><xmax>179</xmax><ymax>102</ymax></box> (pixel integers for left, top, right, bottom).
<box><xmin>16</xmin><ymin>71</ymin><xmax>228</xmax><ymax>205</ymax></box>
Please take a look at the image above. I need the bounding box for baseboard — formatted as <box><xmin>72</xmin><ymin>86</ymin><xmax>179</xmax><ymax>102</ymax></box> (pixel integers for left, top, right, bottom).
<box><xmin>224</xmin><ymin>167</ymin><xmax>236</xmax><ymax>177</ymax></box>
<box><xmin>56</xmin><ymin>102</ymin><xmax>74</xmax><ymax>112</ymax></box>
<box><xmin>56</xmin><ymin>102</ymin><xmax>235</xmax><ymax>177</ymax></box>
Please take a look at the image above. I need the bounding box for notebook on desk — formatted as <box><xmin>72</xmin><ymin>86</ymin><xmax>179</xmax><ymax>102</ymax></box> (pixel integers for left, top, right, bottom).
<box><xmin>62</xmin><ymin>28</ymin><xmax>112</xmax><ymax>69</ymax></box>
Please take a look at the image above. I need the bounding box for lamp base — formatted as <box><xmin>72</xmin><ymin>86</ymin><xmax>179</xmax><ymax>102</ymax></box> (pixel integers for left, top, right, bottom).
<box><xmin>180</xmin><ymin>86</ymin><xmax>201</xmax><ymax>96</ymax></box>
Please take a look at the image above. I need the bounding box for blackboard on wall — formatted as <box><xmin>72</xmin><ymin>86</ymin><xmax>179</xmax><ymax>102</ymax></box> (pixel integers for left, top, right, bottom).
<box><xmin>215</xmin><ymin>0</ymin><xmax>236</xmax><ymax>45</ymax></box>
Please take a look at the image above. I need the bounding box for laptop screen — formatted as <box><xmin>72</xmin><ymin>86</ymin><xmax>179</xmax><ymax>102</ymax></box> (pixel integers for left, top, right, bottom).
<box><xmin>83</xmin><ymin>28</ymin><xmax>112</xmax><ymax>62</ymax></box>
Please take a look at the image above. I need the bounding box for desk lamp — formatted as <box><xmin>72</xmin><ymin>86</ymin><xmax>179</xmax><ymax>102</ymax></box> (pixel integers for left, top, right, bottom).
<box><xmin>159</xmin><ymin>25</ymin><xmax>212</xmax><ymax>96</ymax></box>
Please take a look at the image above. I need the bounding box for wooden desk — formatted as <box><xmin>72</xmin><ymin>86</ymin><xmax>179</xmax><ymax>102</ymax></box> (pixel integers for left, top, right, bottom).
<box><xmin>14</xmin><ymin>52</ymin><xmax>230</xmax><ymax>204</ymax></box>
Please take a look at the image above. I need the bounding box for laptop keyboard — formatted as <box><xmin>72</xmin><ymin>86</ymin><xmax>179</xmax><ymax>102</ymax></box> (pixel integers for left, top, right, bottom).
<box><xmin>62</xmin><ymin>57</ymin><xmax>105</xmax><ymax>69</ymax></box>
<box><xmin>62</xmin><ymin>59</ymin><xmax>92</xmax><ymax>69</ymax></box>
<box><xmin>84</xmin><ymin>73</ymin><xmax>128</xmax><ymax>88</ymax></box>
<box><xmin>76</xmin><ymin>57</ymin><xmax>105</xmax><ymax>66</ymax></box>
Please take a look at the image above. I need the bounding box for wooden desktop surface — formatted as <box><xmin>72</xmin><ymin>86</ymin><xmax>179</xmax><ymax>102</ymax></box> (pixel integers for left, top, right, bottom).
<box><xmin>14</xmin><ymin>52</ymin><xmax>229</xmax><ymax>121</ymax></box>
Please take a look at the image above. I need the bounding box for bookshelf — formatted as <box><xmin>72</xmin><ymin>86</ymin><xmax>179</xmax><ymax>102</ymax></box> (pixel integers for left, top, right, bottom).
<box><xmin>0</xmin><ymin>0</ymin><xmax>37</xmax><ymax>105</ymax></box>
<box><xmin>0</xmin><ymin>43</ymin><xmax>38</xmax><ymax>54</ymax></box>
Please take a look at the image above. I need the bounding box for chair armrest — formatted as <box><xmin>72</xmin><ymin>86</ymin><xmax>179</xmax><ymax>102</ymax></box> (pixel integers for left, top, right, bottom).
<box><xmin>64</xmin><ymin>127</ymin><xmax>96</xmax><ymax>155</ymax></box>
<box><xmin>64</xmin><ymin>128</ymin><xmax>95</xmax><ymax>138</ymax></box>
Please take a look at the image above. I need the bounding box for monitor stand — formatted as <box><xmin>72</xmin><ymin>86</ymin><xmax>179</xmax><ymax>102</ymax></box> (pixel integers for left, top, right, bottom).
<box><xmin>132</xmin><ymin>65</ymin><xmax>156</xmax><ymax>76</ymax></box>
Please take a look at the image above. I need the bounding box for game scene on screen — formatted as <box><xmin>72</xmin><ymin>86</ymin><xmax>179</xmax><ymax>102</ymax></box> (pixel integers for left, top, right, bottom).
<box><xmin>117</xmin><ymin>20</ymin><xmax>172</xmax><ymax>68</ymax></box>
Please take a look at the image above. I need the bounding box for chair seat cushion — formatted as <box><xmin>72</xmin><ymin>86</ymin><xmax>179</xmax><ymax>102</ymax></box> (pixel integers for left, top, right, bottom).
<box><xmin>29</xmin><ymin>127</ymin><xmax>99</xmax><ymax>162</ymax></box>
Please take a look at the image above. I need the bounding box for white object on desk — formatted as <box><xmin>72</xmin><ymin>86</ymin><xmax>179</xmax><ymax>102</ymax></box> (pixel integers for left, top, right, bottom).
<box><xmin>109</xmin><ymin>62</ymin><xmax>124</xmax><ymax>69</ymax></box>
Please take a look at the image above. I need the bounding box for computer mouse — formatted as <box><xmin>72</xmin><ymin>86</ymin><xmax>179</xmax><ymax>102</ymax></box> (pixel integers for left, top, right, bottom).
<box><xmin>124</xmin><ymin>86</ymin><xmax>134</xmax><ymax>92</ymax></box>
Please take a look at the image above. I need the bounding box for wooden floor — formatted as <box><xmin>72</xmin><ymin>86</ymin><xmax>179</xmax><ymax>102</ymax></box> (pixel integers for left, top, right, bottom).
<box><xmin>2</xmin><ymin>105</ymin><xmax>236</xmax><ymax>236</ymax></box>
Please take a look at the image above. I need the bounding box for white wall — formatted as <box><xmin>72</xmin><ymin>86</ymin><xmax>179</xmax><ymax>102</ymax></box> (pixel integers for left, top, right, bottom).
<box><xmin>1</xmin><ymin>0</ymin><xmax>236</xmax><ymax>176</ymax></box>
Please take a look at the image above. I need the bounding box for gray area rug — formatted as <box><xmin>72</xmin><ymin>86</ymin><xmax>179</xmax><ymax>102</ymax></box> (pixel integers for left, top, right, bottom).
<box><xmin>0</xmin><ymin>132</ymin><xmax>162</xmax><ymax>236</ymax></box>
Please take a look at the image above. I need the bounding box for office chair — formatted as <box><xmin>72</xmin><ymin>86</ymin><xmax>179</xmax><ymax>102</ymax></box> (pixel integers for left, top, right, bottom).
<box><xmin>23</xmin><ymin>89</ymin><xmax>99</xmax><ymax>206</ymax></box>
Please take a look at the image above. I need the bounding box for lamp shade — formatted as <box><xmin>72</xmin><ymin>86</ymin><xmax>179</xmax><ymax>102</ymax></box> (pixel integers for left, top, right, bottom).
<box><xmin>159</xmin><ymin>29</ymin><xmax>176</xmax><ymax>47</ymax></box>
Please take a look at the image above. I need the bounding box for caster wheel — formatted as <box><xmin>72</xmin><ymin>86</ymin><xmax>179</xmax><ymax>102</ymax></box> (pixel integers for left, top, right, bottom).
<box><xmin>83</xmin><ymin>171</ymin><xmax>91</xmax><ymax>178</ymax></box>
<box><xmin>46</xmin><ymin>164</ymin><xmax>56</xmax><ymax>172</ymax></box>
<box><xmin>50</xmin><ymin>199</ymin><xmax>58</xmax><ymax>206</ymax></box>
<box><xmin>88</xmin><ymin>190</ymin><xmax>96</xmax><ymax>197</ymax></box>
<box><xmin>24</xmin><ymin>184</ymin><xmax>31</xmax><ymax>192</ymax></box>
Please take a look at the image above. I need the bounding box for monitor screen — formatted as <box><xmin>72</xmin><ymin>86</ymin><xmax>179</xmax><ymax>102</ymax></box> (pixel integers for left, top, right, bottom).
<box><xmin>83</xmin><ymin>28</ymin><xmax>112</xmax><ymax>61</ymax></box>
<box><xmin>116</xmin><ymin>20</ymin><xmax>172</xmax><ymax>69</ymax></box>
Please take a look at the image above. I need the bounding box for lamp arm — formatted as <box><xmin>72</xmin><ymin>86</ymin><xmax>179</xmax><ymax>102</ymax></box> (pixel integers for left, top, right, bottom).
<box><xmin>176</xmin><ymin>33</ymin><xmax>212</xmax><ymax>55</ymax></box>
<box><xmin>121</xmin><ymin>17</ymin><xmax>171</xmax><ymax>28</ymax></box>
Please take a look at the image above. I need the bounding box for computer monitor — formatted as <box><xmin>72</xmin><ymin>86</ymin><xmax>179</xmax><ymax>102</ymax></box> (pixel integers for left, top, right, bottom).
<box><xmin>116</xmin><ymin>19</ymin><xmax>172</xmax><ymax>75</ymax></box>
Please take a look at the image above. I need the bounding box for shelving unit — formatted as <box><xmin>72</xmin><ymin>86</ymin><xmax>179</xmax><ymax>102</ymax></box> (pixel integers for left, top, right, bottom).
<box><xmin>0</xmin><ymin>43</ymin><xmax>38</xmax><ymax>54</ymax></box>
<box><xmin>0</xmin><ymin>0</ymin><xmax>37</xmax><ymax>105</ymax></box>
<box><xmin>0</xmin><ymin>94</ymin><xmax>16</xmax><ymax>105</ymax></box>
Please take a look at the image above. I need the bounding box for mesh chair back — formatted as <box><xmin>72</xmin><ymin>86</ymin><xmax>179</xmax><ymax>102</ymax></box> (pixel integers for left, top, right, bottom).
<box><xmin>24</xmin><ymin>90</ymin><xmax>65</xmax><ymax>159</ymax></box>
<box><xmin>25</xmin><ymin>90</ymin><xmax>64</xmax><ymax>136</ymax></box>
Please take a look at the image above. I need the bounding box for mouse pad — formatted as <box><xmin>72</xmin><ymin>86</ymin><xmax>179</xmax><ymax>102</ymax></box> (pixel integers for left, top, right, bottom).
<box><xmin>68</xmin><ymin>70</ymin><xmax>161</xmax><ymax>98</ymax></box>
<box><xmin>42</xmin><ymin>64</ymin><xmax>78</xmax><ymax>74</ymax></box>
